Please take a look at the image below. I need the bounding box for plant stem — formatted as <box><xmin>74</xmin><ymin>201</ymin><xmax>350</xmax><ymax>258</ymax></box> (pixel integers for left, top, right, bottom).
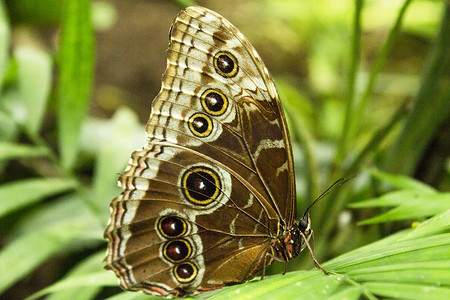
<box><xmin>333</xmin><ymin>0</ymin><xmax>412</xmax><ymax>178</ymax></box>
<box><xmin>344</xmin><ymin>100</ymin><xmax>409</xmax><ymax>177</ymax></box>
<box><xmin>382</xmin><ymin>3</ymin><xmax>450</xmax><ymax>175</ymax></box>
<box><xmin>334</xmin><ymin>0</ymin><xmax>363</xmax><ymax>170</ymax></box>
<box><xmin>318</xmin><ymin>0</ymin><xmax>414</xmax><ymax>235</ymax></box>
<box><xmin>315</xmin><ymin>0</ymin><xmax>364</xmax><ymax>235</ymax></box>
<box><xmin>284</xmin><ymin>96</ymin><xmax>319</xmax><ymax>207</ymax></box>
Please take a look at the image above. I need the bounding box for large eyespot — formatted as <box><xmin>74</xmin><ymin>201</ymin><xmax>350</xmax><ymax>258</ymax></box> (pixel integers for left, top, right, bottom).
<box><xmin>201</xmin><ymin>89</ymin><xmax>228</xmax><ymax>116</ymax></box>
<box><xmin>163</xmin><ymin>239</ymin><xmax>191</xmax><ymax>263</ymax></box>
<box><xmin>158</xmin><ymin>216</ymin><xmax>187</xmax><ymax>238</ymax></box>
<box><xmin>213</xmin><ymin>51</ymin><xmax>238</xmax><ymax>78</ymax></box>
<box><xmin>174</xmin><ymin>262</ymin><xmax>197</xmax><ymax>283</ymax></box>
<box><xmin>188</xmin><ymin>113</ymin><xmax>213</xmax><ymax>137</ymax></box>
<box><xmin>181</xmin><ymin>167</ymin><xmax>221</xmax><ymax>206</ymax></box>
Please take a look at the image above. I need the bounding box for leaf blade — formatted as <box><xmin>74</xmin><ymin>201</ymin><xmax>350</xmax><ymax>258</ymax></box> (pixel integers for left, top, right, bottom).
<box><xmin>0</xmin><ymin>212</ymin><xmax>98</xmax><ymax>294</ymax></box>
<box><xmin>0</xmin><ymin>142</ymin><xmax>49</xmax><ymax>160</ymax></box>
<box><xmin>0</xmin><ymin>178</ymin><xmax>77</xmax><ymax>218</ymax></box>
<box><xmin>57</xmin><ymin>0</ymin><xmax>94</xmax><ymax>170</ymax></box>
<box><xmin>15</xmin><ymin>47</ymin><xmax>52</xmax><ymax>136</ymax></box>
<box><xmin>363</xmin><ymin>282</ymin><xmax>450</xmax><ymax>299</ymax></box>
<box><xmin>0</xmin><ymin>0</ymin><xmax>10</xmax><ymax>88</ymax></box>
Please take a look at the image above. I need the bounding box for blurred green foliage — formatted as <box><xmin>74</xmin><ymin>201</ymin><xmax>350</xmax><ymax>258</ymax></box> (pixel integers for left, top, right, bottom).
<box><xmin>0</xmin><ymin>0</ymin><xmax>449</xmax><ymax>299</ymax></box>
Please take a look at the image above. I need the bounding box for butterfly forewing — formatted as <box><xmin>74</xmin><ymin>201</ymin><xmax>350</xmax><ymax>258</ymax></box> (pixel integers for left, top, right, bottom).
<box><xmin>104</xmin><ymin>6</ymin><xmax>296</xmax><ymax>297</ymax></box>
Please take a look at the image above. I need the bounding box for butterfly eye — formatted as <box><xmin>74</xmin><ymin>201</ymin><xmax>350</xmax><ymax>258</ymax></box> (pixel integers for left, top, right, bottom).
<box><xmin>173</xmin><ymin>262</ymin><xmax>198</xmax><ymax>283</ymax></box>
<box><xmin>188</xmin><ymin>113</ymin><xmax>213</xmax><ymax>137</ymax></box>
<box><xmin>181</xmin><ymin>167</ymin><xmax>221</xmax><ymax>206</ymax></box>
<box><xmin>299</xmin><ymin>219</ymin><xmax>308</xmax><ymax>232</ymax></box>
<box><xmin>214</xmin><ymin>51</ymin><xmax>239</xmax><ymax>77</ymax></box>
<box><xmin>201</xmin><ymin>89</ymin><xmax>228</xmax><ymax>116</ymax></box>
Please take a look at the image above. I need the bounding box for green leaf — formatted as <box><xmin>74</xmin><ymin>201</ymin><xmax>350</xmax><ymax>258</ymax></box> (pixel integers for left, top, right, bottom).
<box><xmin>350</xmin><ymin>190</ymin><xmax>449</xmax><ymax>224</ymax></box>
<box><xmin>0</xmin><ymin>142</ymin><xmax>49</xmax><ymax>160</ymax></box>
<box><xmin>0</xmin><ymin>198</ymin><xmax>100</xmax><ymax>294</ymax></box>
<box><xmin>325</xmin><ymin>287</ymin><xmax>362</xmax><ymax>300</ymax></box>
<box><xmin>350</xmin><ymin>172</ymin><xmax>448</xmax><ymax>225</ymax></box>
<box><xmin>105</xmin><ymin>292</ymin><xmax>154</xmax><ymax>300</ymax></box>
<box><xmin>89</xmin><ymin>108</ymin><xmax>144</xmax><ymax>221</ymax></box>
<box><xmin>328</xmin><ymin>234</ymin><xmax>450</xmax><ymax>272</ymax></box>
<box><xmin>28</xmin><ymin>270</ymin><xmax>115</xmax><ymax>300</ymax></box>
<box><xmin>347</xmin><ymin>261</ymin><xmax>450</xmax><ymax>285</ymax></box>
<box><xmin>362</xmin><ymin>282</ymin><xmax>450</xmax><ymax>299</ymax></box>
<box><xmin>0</xmin><ymin>111</ymin><xmax>17</xmax><ymax>142</ymax></box>
<box><xmin>170</xmin><ymin>0</ymin><xmax>197</xmax><ymax>8</ymax></box>
<box><xmin>209</xmin><ymin>272</ymin><xmax>341</xmax><ymax>300</ymax></box>
<box><xmin>358</xmin><ymin>200</ymin><xmax>448</xmax><ymax>225</ymax></box>
<box><xmin>12</xmin><ymin>194</ymin><xmax>103</xmax><ymax>240</ymax></box>
<box><xmin>0</xmin><ymin>178</ymin><xmax>77</xmax><ymax>218</ymax></box>
<box><xmin>401</xmin><ymin>209</ymin><xmax>450</xmax><ymax>240</ymax></box>
<box><xmin>15</xmin><ymin>47</ymin><xmax>52</xmax><ymax>136</ymax></box>
<box><xmin>0</xmin><ymin>114</ymin><xmax>18</xmax><ymax>174</ymax></box>
<box><xmin>58</xmin><ymin>0</ymin><xmax>94</xmax><ymax>170</ymax></box>
<box><xmin>0</xmin><ymin>0</ymin><xmax>10</xmax><ymax>88</ymax></box>
<box><xmin>0</xmin><ymin>88</ymin><xmax>27</xmax><ymax>125</ymax></box>
<box><xmin>27</xmin><ymin>272</ymin><xmax>115</xmax><ymax>300</ymax></box>
<box><xmin>350</xmin><ymin>190</ymin><xmax>437</xmax><ymax>208</ymax></box>
<box><xmin>368</xmin><ymin>168</ymin><xmax>436</xmax><ymax>193</ymax></box>
<box><xmin>46</xmin><ymin>251</ymin><xmax>106</xmax><ymax>300</ymax></box>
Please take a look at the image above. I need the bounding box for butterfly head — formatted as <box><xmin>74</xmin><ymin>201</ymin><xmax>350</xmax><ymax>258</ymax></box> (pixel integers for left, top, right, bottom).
<box><xmin>273</xmin><ymin>215</ymin><xmax>312</xmax><ymax>262</ymax></box>
<box><xmin>294</xmin><ymin>213</ymin><xmax>313</xmax><ymax>254</ymax></box>
<box><xmin>298</xmin><ymin>213</ymin><xmax>312</xmax><ymax>236</ymax></box>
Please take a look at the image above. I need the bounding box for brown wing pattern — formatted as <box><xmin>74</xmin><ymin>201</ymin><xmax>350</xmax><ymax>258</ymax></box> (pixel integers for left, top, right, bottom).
<box><xmin>104</xmin><ymin>6</ymin><xmax>295</xmax><ymax>297</ymax></box>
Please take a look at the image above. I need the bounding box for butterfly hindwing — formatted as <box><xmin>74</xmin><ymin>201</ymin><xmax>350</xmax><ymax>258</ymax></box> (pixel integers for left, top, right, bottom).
<box><xmin>105</xmin><ymin>145</ymin><xmax>273</xmax><ymax>296</ymax></box>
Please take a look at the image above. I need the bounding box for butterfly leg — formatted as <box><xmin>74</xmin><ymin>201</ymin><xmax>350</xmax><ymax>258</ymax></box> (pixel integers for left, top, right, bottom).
<box><xmin>299</xmin><ymin>230</ymin><xmax>329</xmax><ymax>275</ymax></box>
<box><xmin>311</xmin><ymin>230</ymin><xmax>316</xmax><ymax>252</ymax></box>
<box><xmin>260</xmin><ymin>252</ymin><xmax>270</xmax><ymax>281</ymax></box>
<box><xmin>260</xmin><ymin>250</ymin><xmax>283</xmax><ymax>280</ymax></box>
<box><xmin>260</xmin><ymin>252</ymin><xmax>272</xmax><ymax>280</ymax></box>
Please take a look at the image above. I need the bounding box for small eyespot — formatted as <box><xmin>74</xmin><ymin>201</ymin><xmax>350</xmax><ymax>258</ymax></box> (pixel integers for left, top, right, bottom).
<box><xmin>188</xmin><ymin>113</ymin><xmax>213</xmax><ymax>137</ymax></box>
<box><xmin>181</xmin><ymin>167</ymin><xmax>221</xmax><ymax>206</ymax></box>
<box><xmin>158</xmin><ymin>216</ymin><xmax>187</xmax><ymax>238</ymax></box>
<box><xmin>173</xmin><ymin>262</ymin><xmax>197</xmax><ymax>283</ymax></box>
<box><xmin>201</xmin><ymin>89</ymin><xmax>228</xmax><ymax>116</ymax></box>
<box><xmin>213</xmin><ymin>51</ymin><xmax>238</xmax><ymax>78</ymax></box>
<box><xmin>163</xmin><ymin>239</ymin><xmax>191</xmax><ymax>263</ymax></box>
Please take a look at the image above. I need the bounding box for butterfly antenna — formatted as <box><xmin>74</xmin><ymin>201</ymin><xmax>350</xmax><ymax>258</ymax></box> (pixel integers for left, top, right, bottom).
<box><xmin>302</xmin><ymin>176</ymin><xmax>356</xmax><ymax>218</ymax></box>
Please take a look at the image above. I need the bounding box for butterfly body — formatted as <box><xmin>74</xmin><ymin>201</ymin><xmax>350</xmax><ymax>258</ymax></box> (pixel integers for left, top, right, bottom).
<box><xmin>104</xmin><ymin>6</ymin><xmax>319</xmax><ymax>297</ymax></box>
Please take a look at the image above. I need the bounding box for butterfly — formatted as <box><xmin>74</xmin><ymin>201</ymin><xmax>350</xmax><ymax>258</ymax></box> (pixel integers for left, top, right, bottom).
<box><xmin>104</xmin><ymin>6</ymin><xmax>327</xmax><ymax>297</ymax></box>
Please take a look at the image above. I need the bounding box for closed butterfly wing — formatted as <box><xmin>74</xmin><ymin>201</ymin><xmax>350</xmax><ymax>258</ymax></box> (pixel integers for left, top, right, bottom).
<box><xmin>104</xmin><ymin>6</ymin><xmax>296</xmax><ymax>297</ymax></box>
